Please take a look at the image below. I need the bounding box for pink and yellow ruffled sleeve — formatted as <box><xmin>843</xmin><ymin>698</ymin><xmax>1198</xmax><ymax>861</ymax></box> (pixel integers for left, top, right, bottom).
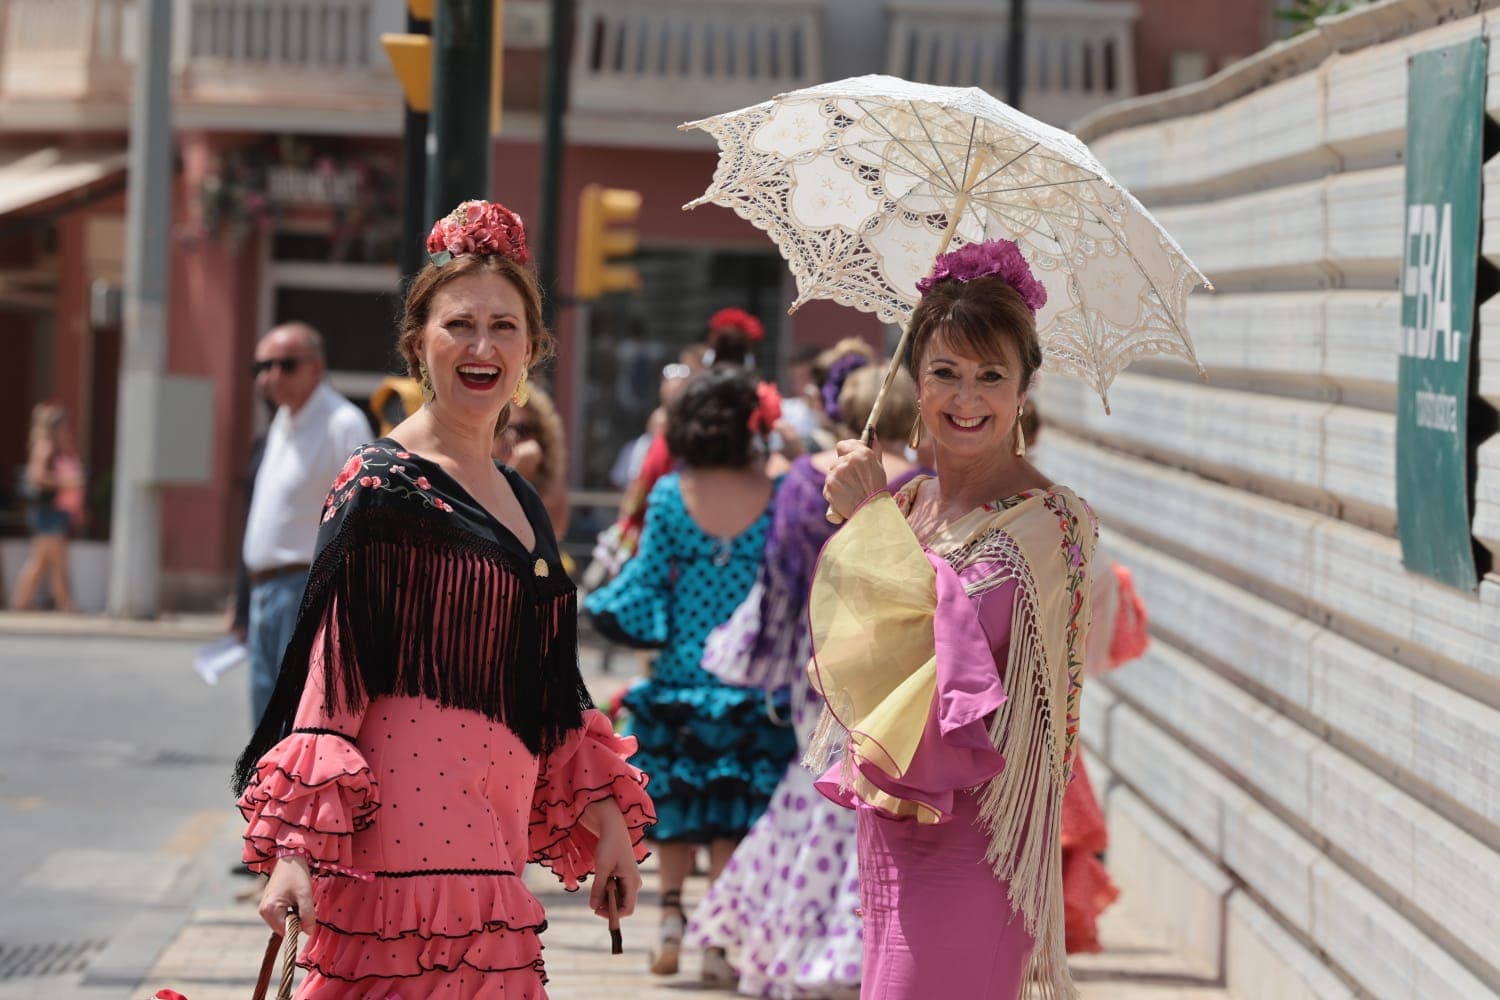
<box><xmin>237</xmin><ymin>609</ymin><xmax>379</xmax><ymax>879</ymax></box>
<box><xmin>528</xmin><ymin>709</ymin><xmax>655</xmax><ymax>890</ymax></box>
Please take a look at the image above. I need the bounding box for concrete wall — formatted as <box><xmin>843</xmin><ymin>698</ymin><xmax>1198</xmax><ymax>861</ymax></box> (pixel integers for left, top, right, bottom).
<box><xmin>1040</xmin><ymin>2</ymin><xmax>1500</xmax><ymax>997</ymax></box>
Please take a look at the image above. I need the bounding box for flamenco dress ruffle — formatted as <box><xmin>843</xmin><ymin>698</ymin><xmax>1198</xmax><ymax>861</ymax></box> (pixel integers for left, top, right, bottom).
<box><xmin>239</xmin><ymin>705</ymin><xmax>654</xmax><ymax>999</ymax></box>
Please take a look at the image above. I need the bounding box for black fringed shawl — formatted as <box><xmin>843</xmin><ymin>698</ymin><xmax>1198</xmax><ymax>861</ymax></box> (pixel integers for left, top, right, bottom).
<box><xmin>233</xmin><ymin>440</ymin><xmax>594</xmax><ymax>794</ymax></box>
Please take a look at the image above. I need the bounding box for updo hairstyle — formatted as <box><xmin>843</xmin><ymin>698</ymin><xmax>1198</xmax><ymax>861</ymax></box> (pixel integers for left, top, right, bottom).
<box><xmin>904</xmin><ymin>277</ymin><xmax>1042</xmax><ymax>388</ymax></box>
<box><xmin>665</xmin><ymin>365</ymin><xmax>762</xmax><ymax>469</ymax></box>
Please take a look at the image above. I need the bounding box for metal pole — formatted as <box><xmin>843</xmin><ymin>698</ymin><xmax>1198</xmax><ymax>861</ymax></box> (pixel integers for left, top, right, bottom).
<box><xmin>107</xmin><ymin>0</ymin><xmax>174</xmax><ymax>617</ymax></box>
<box><xmin>398</xmin><ymin>10</ymin><xmax>432</xmax><ymax>280</ymax></box>
<box><xmin>537</xmin><ymin>0</ymin><xmax>571</xmax><ymax>330</ymax></box>
<box><xmin>426</xmin><ymin>0</ymin><xmax>495</xmax><ymax>224</ymax></box>
<box><xmin>1006</xmin><ymin>0</ymin><xmax>1027</xmax><ymax>110</ymax></box>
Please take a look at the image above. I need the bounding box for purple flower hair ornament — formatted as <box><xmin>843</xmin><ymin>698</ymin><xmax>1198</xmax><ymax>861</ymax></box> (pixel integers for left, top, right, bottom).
<box><xmin>821</xmin><ymin>352</ymin><xmax>870</xmax><ymax>423</ymax></box>
<box><xmin>915</xmin><ymin>238</ymin><xmax>1048</xmax><ymax>315</ymax></box>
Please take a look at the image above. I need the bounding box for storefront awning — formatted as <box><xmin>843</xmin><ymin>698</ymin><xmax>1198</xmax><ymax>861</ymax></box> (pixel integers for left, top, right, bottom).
<box><xmin>0</xmin><ymin>146</ymin><xmax>128</xmax><ymax>219</ymax></box>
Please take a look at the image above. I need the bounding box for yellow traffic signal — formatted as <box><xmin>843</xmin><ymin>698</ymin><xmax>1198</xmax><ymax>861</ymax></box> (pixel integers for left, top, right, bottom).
<box><xmin>574</xmin><ymin>184</ymin><xmax>642</xmax><ymax>300</ymax></box>
<box><xmin>370</xmin><ymin>377</ymin><xmax>424</xmax><ymax>435</ymax></box>
<box><xmin>382</xmin><ymin>33</ymin><xmax>433</xmax><ymax>112</ymax></box>
<box><xmin>382</xmin><ymin>0</ymin><xmax>504</xmax><ymax>131</ymax></box>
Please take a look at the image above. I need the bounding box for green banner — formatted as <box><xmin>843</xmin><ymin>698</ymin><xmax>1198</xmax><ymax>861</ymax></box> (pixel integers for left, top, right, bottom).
<box><xmin>1397</xmin><ymin>37</ymin><xmax>1485</xmax><ymax>591</ymax></box>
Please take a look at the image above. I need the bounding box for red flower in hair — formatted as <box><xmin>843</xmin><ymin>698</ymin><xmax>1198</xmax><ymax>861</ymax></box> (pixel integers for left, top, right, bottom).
<box><xmin>748</xmin><ymin>381</ymin><xmax>782</xmax><ymax>435</ymax></box>
<box><xmin>708</xmin><ymin>307</ymin><xmax>764</xmax><ymax>343</ymax></box>
<box><xmin>426</xmin><ymin>200</ymin><xmax>530</xmax><ymax>266</ymax></box>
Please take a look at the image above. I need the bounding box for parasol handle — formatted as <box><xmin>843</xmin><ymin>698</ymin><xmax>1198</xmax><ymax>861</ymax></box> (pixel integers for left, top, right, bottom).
<box><xmin>825</xmin><ymin>155</ymin><xmax>987</xmax><ymax>524</ymax></box>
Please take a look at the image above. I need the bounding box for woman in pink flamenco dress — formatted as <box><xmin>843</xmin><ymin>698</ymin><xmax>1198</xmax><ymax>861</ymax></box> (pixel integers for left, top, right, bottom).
<box><xmin>233</xmin><ymin>200</ymin><xmax>655</xmax><ymax>999</ymax></box>
<box><xmin>813</xmin><ymin>239</ymin><xmax>1097</xmax><ymax>1000</ymax></box>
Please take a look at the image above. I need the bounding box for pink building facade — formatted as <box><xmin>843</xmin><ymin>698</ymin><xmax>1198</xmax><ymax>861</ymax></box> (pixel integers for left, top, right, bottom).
<box><xmin>0</xmin><ymin>0</ymin><xmax>1277</xmax><ymax>608</ymax></box>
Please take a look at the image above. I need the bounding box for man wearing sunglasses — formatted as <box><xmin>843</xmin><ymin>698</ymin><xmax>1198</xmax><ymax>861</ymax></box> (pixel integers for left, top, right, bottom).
<box><xmin>240</xmin><ymin>322</ymin><xmax>371</xmax><ymax>729</ymax></box>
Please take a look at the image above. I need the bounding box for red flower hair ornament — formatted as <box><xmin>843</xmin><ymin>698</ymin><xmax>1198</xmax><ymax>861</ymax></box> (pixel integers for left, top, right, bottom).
<box><xmin>749</xmin><ymin>381</ymin><xmax>783</xmax><ymax>436</ymax></box>
<box><xmin>426</xmin><ymin>200</ymin><xmax>530</xmax><ymax>267</ymax></box>
<box><xmin>708</xmin><ymin>307</ymin><xmax>764</xmax><ymax>343</ymax></box>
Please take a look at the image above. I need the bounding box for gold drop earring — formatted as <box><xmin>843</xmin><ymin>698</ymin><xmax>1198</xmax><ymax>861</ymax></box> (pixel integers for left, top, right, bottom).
<box><xmin>418</xmin><ymin>363</ymin><xmax>435</xmax><ymax>403</ymax></box>
<box><xmin>908</xmin><ymin>405</ymin><xmax>923</xmax><ymax>450</ymax></box>
<box><xmin>1014</xmin><ymin>405</ymin><xmax>1026</xmax><ymax>457</ymax></box>
<box><xmin>512</xmin><ymin>369</ymin><xmax>531</xmax><ymax>407</ymax></box>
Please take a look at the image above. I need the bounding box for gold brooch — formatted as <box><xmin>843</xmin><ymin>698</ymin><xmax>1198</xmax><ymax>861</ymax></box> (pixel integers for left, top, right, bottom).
<box><xmin>534</xmin><ymin>558</ymin><xmax>549</xmax><ymax>578</ymax></box>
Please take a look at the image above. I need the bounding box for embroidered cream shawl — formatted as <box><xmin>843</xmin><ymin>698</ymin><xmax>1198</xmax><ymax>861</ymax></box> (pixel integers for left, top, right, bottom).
<box><xmin>805</xmin><ymin>480</ymin><xmax>1097</xmax><ymax>1000</ymax></box>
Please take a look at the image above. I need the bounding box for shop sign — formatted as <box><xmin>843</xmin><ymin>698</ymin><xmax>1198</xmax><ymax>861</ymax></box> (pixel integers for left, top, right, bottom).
<box><xmin>1396</xmin><ymin>37</ymin><xmax>1486</xmax><ymax>590</ymax></box>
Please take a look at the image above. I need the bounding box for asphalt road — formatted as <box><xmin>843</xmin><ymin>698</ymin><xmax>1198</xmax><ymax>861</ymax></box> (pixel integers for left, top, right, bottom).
<box><xmin>0</xmin><ymin>631</ymin><xmax>248</xmax><ymax>998</ymax></box>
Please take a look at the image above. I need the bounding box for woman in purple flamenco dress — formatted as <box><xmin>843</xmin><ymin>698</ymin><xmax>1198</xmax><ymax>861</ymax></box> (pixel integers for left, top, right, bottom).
<box><xmin>689</xmin><ymin>348</ymin><xmax>927</xmax><ymax>999</ymax></box>
<box><xmin>813</xmin><ymin>239</ymin><xmax>1098</xmax><ymax>1000</ymax></box>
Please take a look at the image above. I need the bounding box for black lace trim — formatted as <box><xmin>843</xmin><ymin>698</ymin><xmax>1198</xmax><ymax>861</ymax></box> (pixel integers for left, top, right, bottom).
<box><xmin>367</xmin><ymin>867</ymin><xmax>517</xmax><ymax>879</ymax></box>
<box><xmin>291</xmin><ymin>726</ymin><xmax>359</xmax><ymax>744</ymax></box>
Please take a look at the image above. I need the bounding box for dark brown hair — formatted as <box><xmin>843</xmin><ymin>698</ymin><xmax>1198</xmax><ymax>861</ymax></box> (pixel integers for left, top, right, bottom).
<box><xmin>904</xmin><ymin>276</ymin><xmax>1042</xmax><ymax>388</ymax></box>
<box><xmin>397</xmin><ymin>254</ymin><xmax>555</xmax><ymax>430</ymax></box>
<box><xmin>664</xmin><ymin>365</ymin><xmax>761</xmax><ymax>469</ymax></box>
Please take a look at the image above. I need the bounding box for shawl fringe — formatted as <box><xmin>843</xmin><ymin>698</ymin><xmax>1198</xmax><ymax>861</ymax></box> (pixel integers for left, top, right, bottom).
<box><xmin>235</xmin><ymin>503</ymin><xmax>592</xmax><ymax>794</ymax></box>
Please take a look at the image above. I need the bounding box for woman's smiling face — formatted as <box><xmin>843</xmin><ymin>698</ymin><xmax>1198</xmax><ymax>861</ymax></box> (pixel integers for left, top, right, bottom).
<box><xmin>418</xmin><ymin>271</ymin><xmax>531</xmax><ymax>425</ymax></box>
<box><xmin>914</xmin><ymin>329</ymin><xmax>1027</xmax><ymax>460</ymax></box>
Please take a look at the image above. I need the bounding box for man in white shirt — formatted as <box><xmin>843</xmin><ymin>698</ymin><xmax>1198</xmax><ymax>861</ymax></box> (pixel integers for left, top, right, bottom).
<box><xmin>242</xmin><ymin>322</ymin><xmax>371</xmax><ymax>728</ymax></box>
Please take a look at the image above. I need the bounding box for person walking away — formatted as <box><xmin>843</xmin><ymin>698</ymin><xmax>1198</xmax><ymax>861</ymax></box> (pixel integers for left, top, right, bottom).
<box><xmin>240</xmin><ymin>322</ymin><xmax>369</xmax><ymax>728</ymax></box>
<box><xmin>586</xmin><ymin>366</ymin><xmax>798</xmax><ymax>984</ymax></box>
<box><xmin>687</xmin><ymin>352</ymin><xmax>921</xmax><ymax>999</ymax></box>
<box><xmin>12</xmin><ymin>404</ymin><xmax>84</xmax><ymax>611</ymax></box>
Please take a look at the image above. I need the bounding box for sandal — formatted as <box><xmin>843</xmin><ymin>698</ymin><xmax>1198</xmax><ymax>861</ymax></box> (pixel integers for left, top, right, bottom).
<box><xmin>650</xmin><ymin>890</ymin><xmax>686</xmax><ymax>976</ymax></box>
<box><xmin>701</xmin><ymin>946</ymin><xmax>739</xmax><ymax>988</ymax></box>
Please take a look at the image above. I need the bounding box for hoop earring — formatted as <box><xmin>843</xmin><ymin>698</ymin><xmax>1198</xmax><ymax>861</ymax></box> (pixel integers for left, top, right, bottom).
<box><xmin>418</xmin><ymin>363</ymin><xmax>434</xmax><ymax>403</ymax></box>
<box><xmin>1014</xmin><ymin>405</ymin><xmax>1026</xmax><ymax>457</ymax></box>
<box><xmin>908</xmin><ymin>411</ymin><xmax>923</xmax><ymax>450</ymax></box>
<box><xmin>512</xmin><ymin>370</ymin><xmax>530</xmax><ymax>407</ymax></box>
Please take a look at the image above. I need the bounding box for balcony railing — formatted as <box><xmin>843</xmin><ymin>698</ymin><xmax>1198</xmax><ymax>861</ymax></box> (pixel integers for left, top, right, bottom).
<box><xmin>569</xmin><ymin>0</ymin><xmax>823</xmax><ymax>121</ymax></box>
<box><xmin>1</xmin><ymin>0</ymin><xmax>136</xmax><ymax>99</ymax></box>
<box><xmin>887</xmin><ymin>1</ymin><xmax>1139</xmax><ymax>127</ymax></box>
<box><xmin>177</xmin><ymin>0</ymin><xmax>393</xmax><ymax>104</ymax></box>
<box><xmin>0</xmin><ymin>0</ymin><xmax>397</xmax><ymax>116</ymax></box>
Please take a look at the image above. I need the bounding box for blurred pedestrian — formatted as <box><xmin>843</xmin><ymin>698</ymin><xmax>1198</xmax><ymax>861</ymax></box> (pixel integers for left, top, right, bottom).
<box><xmin>234</xmin><ymin>199</ymin><xmax>651</xmax><ymax>998</ymax></box>
<box><xmin>11</xmin><ymin>403</ymin><xmax>84</xmax><ymax>611</ymax></box>
<box><xmin>493</xmin><ymin>382</ymin><xmax>570</xmax><ymax>541</ymax></box>
<box><xmin>812</xmin><ymin>239</ymin><xmax>1097</xmax><ymax>999</ymax></box>
<box><xmin>240</xmin><ymin>322</ymin><xmax>369</xmax><ymax>728</ymax></box>
<box><xmin>586</xmin><ymin>365</ymin><xmax>798</xmax><ymax>984</ymax></box>
<box><xmin>704</xmin><ymin>307</ymin><xmax>763</xmax><ymax>367</ymax></box>
<box><xmin>687</xmin><ymin>354</ymin><xmax>920</xmax><ymax>999</ymax></box>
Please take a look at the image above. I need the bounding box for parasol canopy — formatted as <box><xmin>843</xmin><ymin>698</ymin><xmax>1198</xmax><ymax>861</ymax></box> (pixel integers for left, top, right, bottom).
<box><xmin>682</xmin><ymin>74</ymin><xmax>1211</xmax><ymax>413</ymax></box>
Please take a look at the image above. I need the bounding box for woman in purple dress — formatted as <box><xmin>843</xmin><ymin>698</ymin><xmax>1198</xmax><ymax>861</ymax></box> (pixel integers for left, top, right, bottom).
<box><xmin>814</xmin><ymin>240</ymin><xmax>1098</xmax><ymax>1000</ymax></box>
<box><xmin>689</xmin><ymin>348</ymin><xmax>925</xmax><ymax>999</ymax></box>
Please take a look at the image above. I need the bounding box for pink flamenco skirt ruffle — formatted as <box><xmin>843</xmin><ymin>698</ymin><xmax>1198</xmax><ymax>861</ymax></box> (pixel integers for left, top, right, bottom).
<box><xmin>297</xmin><ymin>871</ymin><xmax>549</xmax><ymax>998</ymax></box>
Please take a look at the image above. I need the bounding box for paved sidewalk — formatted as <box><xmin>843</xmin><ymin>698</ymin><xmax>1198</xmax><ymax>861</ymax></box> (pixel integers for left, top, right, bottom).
<box><xmin>134</xmin><ymin>848</ymin><xmax>1225</xmax><ymax>1000</ymax></box>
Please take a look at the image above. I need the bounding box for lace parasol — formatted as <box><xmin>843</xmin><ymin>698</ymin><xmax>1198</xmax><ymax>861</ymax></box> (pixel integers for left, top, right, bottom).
<box><xmin>681</xmin><ymin>75</ymin><xmax>1212</xmax><ymax>414</ymax></box>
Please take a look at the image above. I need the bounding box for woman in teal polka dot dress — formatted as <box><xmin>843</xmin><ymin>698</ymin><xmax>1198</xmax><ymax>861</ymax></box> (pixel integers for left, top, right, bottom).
<box><xmin>587</xmin><ymin>365</ymin><xmax>798</xmax><ymax>981</ymax></box>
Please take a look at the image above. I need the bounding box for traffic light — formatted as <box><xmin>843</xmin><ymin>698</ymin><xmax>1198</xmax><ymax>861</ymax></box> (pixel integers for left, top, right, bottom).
<box><xmin>370</xmin><ymin>377</ymin><xmax>424</xmax><ymax>435</ymax></box>
<box><xmin>381</xmin><ymin>0</ymin><xmax>504</xmax><ymax>132</ymax></box>
<box><xmin>574</xmin><ymin>184</ymin><xmax>642</xmax><ymax>300</ymax></box>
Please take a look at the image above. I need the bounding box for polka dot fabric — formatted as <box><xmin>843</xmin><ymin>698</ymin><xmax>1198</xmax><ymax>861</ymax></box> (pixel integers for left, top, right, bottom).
<box><xmin>586</xmin><ymin>473</ymin><xmax>797</xmax><ymax>842</ymax></box>
<box><xmin>238</xmin><ymin>562</ymin><xmax>653</xmax><ymax>995</ymax></box>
